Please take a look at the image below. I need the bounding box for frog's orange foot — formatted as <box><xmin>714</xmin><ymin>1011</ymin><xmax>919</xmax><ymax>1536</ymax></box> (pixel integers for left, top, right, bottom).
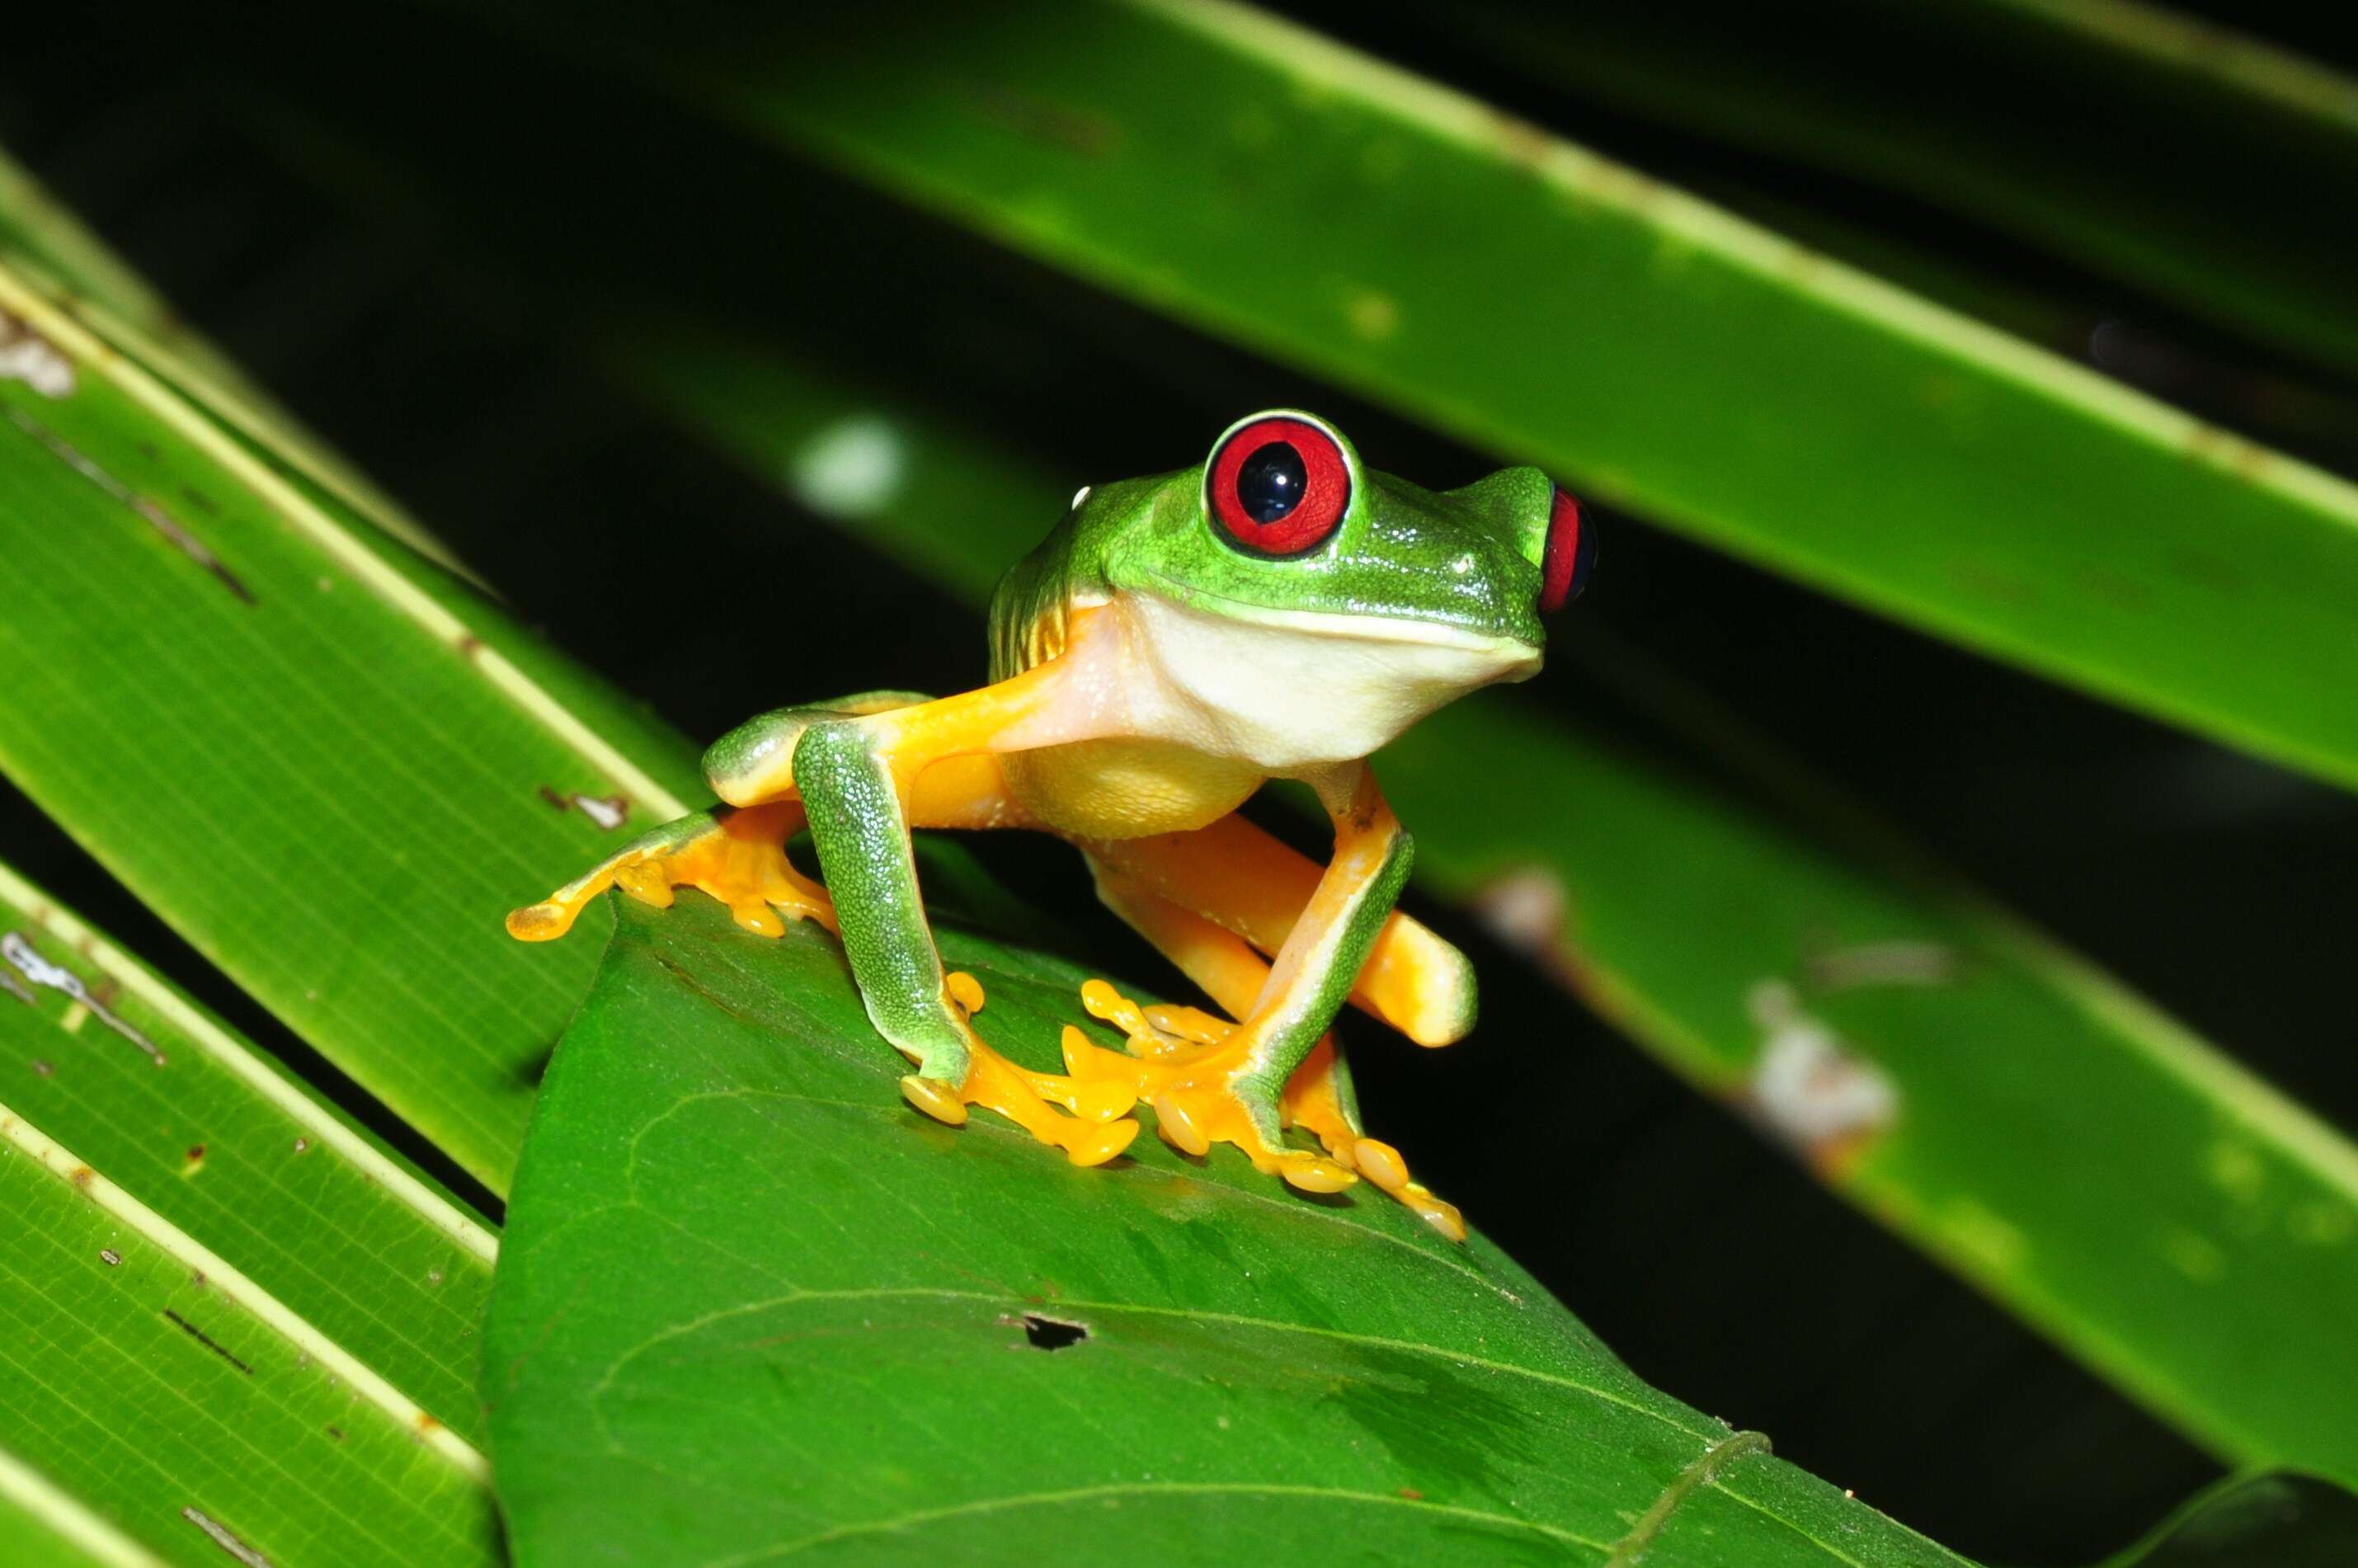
<box><xmin>898</xmin><ymin>973</ymin><xmax>1140</xmax><ymax>1168</ymax></box>
<box><xmin>1281</xmin><ymin>1038</ymin><xmax>1466</xmax><ymax>1244</ymax></box>
<box><xmin>506</xmin><ymin>802</ymin><xmax>835</xmax><ymax>943</ymax></box>
<box><xmin>1060</xmin><ymin>980</ymin><xmax>1466</xmax><ymax>1240</ymax></box>
<box><xmin>1058</xmin><ymin>991</ymin><xmax>1348</xmax><ymax>1194</ymax></box>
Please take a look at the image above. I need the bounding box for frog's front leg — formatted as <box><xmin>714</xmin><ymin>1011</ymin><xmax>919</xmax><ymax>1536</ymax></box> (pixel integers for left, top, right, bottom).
<box><xmin>506</xmin><ymin>799</ymin><xmax>834</xmax><ymax>942</ymax></box>
<box><xmin>506</xmin><ymin>690</ymin><xmax>935</xmax><ymax>944</ymax></box>
<box><xmin>793</xmin><ymin>696</ymin><xmax>1139</xmax><ymax>1167</ymax></box>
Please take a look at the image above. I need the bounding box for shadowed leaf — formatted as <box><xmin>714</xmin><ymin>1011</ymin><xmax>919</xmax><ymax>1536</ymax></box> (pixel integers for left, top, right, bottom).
<box><xmin>2106</xmin><ymin>1471</ymin><xmax>2358</xmax><ymax>1566</ymax></box>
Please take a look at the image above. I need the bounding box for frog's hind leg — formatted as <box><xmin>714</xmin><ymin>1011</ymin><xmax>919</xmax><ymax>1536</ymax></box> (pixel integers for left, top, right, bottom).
<box><xmin>506</xmin><ymin>800</ymin><xmax>834</xmax><ymax>942</ymax></box>
<box><xmin>1079</xmin><ymin>853</ymin><xmax>1466</xmax><ymax>1241</ymax></box>
<box><xmin>1086</xmin><ymin>809</ymin><xmax>1478</xmax><ymax>1049</ymax></box>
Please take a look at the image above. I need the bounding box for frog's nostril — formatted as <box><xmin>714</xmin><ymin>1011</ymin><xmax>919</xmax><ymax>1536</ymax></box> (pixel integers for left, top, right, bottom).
<box><xmin>1537</xmin><ymin>485</ymin><xmax>1595</xmax><ymax>612</ymax></box>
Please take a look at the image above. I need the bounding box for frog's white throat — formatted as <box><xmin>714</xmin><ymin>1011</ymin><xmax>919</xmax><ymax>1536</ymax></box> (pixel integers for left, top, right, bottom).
<box><xmin>1040</xmin><ymin>587</ymin><xmax>1539</xmax><ymax>773</ymax></box>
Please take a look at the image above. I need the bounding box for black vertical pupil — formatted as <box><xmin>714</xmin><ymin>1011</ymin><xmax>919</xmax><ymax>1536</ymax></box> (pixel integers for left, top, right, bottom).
<box><xmin>1235</xmin><ymin>440</ymin><xmax>1306</xmax><ymax>523</ymax></box>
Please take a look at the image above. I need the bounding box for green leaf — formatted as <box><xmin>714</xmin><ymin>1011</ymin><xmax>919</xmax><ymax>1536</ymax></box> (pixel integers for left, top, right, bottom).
<box><xmin>2105</xmin><ymin>1472</ymin><xmax>2358</xmax><ymax>1566</ymax></box>
<box><xmin>589</xmin><ymin>321</ymin><xmax>2358</xmax><ymax>1485</ymax></box>
<box><xmin>1400</xmin><ymin>0</ymin><xmax>2358</xmax><ymax>379</ymax></box>
<box><xmin>0</xmin><ymin>862</ymin><xmax>497</xmax><ymax>1444</ymax></box>
<box><xmin>502</xmin><ymin>0</ymin><xmax>2358</xmax><ymax>792</ymax></box>
<box><xmin>0</xmin><ymin>252</ymin><xmax>705</xmax><ymax>1191</ymax></box>
<box><xmin>1389</xmin><ymin>701</ymin><xmax>2358</xmax><ymax>1487</ymax></box>
<box><xmin>0</xmin><ymin>1103</ymin><xmax>500</xmax><ymax>1568</ymax></box>
<box><xmin>0</xmin><ymin>863</ymin><xmax>504</xmax><ymax>1565</ymax></box>
<box><xmin>0</xmin><ymin>1445</ymin><xmax>158</xmax><ymax>1568</ymax></box>
<box><xmin>486</xmin><ymin>894</ymin><xmax>1970</xmax><ymax>1567</ymax></box>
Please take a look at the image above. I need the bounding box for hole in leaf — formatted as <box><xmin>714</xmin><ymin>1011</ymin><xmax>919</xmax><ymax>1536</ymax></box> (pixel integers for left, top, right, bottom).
<box><xmin>1022</xmin><ymin>1313</ymin><xmax>1088</xmax><ymax>1350</ymax></box>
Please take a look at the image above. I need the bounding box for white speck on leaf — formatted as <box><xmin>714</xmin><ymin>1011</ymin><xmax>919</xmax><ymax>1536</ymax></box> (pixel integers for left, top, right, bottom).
<box><xmin>789</xmin><ymin>416</ymin><xmax>905</xmax><ymax>518</ymax></box>
<box><xmin>1745</xmin><ymin>982</ymin><xmax>1898</xmax><ymax>1157</ymax></box>
<box><xmin>0</xmin><ymin>312</ymin><xmax>74</xmax><ymax>397</ymax></box>
<box><xmin>182</xmin><ymin>1505</ymin><xmax>273</xmax><ymax>1568</ymax></box>
<box><xmin>2</xmin><ymin>930</ymin><xmax>164</xmax><ymax>1062</ymax></box>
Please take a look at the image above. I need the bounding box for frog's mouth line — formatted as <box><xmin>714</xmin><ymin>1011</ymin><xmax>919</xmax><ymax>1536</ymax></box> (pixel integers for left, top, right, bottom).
<box><xmin>1129</xmin><ymin>573</ymin><xmax>1542</xmax><ymax>660</ymax></box>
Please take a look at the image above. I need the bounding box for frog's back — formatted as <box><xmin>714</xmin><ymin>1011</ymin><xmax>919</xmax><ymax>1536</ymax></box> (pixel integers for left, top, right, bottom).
<box><xmin>988</xmin><ymin>479</ymin><xmax>1267</xmax><ymax>839</ymax></box>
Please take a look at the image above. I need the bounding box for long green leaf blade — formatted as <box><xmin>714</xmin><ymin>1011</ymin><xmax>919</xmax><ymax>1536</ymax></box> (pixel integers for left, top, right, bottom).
<box><xmin>487</xmin><ymin>896</ymin><xmax>1970</xmax><ymax>1567</ymax></box>
<box><xmin>0</xmin><ymin>254</ymin><xmax>702</xmax><ymax>1190</ymax></box>
<box><xmin>1392</xmin><ymin>0</ymin><xmax>2358</xmax><ymax>378</ymax></box>
<box><xmin>518</xmin><ymin>0</ymin><xmax>2358</xmax><ymax>791</ymax></box>
<box><xmin>0</xmin><ymin>864</ymin><xmax>497</xmax><ymax>1442</ymax></box>
<box><xmin>1390</xmin><ymin>702</ymin><xmax>2358</xmax><ymax>1485</ymax></box>
<box><xmin>0</xmin><ymin>143</ymin><xmax>468</xmax><ymax>576</ymax></box>
<box><xmin>0</xmin><ymin>1105</ymin><xmax>499</xmax><ymax>1567</ymax></box>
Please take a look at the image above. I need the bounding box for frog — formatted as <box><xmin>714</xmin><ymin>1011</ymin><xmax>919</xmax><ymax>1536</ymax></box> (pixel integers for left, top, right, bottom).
<box><xmin>508</xmin><ymin>411</ymin><xmax>1593</xmax><ymax>1240</ymax></box>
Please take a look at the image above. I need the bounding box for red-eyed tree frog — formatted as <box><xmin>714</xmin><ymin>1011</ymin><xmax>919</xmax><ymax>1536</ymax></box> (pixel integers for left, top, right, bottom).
<box><xmin>510</xmin><ymin>412</ymin><xmax>1593</xmax><ymax>1240</ymax></box>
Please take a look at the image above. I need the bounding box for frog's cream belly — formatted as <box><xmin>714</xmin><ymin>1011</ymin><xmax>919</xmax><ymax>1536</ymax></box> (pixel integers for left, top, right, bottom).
<box><xmin>1002</xmin><ymin>738</ymin><xmax>1264</xmax><ymax>840</ymax></box>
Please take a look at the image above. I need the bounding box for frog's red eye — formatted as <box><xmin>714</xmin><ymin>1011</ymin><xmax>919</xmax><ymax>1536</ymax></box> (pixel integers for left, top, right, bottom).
<box><xmin>1538</xmin><ymin>484</ymin><xmax>1595</xmax><ymax>612</ymax></box>
<box><xmin>1207</xmin><ymin>417</ymin><xmax>1350</xmax><ymax>556</ymax></box>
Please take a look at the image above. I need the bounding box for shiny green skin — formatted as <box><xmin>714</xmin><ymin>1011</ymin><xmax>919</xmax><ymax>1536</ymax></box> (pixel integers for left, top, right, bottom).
<box><xmin>993</xmin><ymin>411</ymin><xmax>1555</xmax><ymax>678</ymax></box>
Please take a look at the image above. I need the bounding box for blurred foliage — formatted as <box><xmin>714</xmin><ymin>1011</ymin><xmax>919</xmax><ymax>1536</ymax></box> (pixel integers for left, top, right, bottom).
<box><xmin>2106</xmin><ymin>1471</ymin><xmax>2358</xmax><ymax>1566</ymax></box>
<box><xmin>477</xmin><ymin>0</ymin><xmax>2358</xmax><ymax>795</ymax></box>
<box><xmin>1297</xmin><ymin>0</ymin><xmax>2358</xmax><ymax>380</ymax></box>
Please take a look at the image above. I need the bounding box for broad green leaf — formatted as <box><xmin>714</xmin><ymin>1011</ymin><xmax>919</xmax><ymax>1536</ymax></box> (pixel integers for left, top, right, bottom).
<box><xmin>600</xmin><ymin>324</ymin><xmax>2358</xmax><ymax>1483</ymax></box>
<box><xmin>0</xmin><ymin>862</ymin><xmax>497</xmax><ymax>1443</ymax></box>
<box><xmin>486</xmin><ymin>895</ymin><xmax>1970</xmax><ymax>1567</ymax></box>
<box><xmin>501</xmin><ymin>0</ymin><xmax>2358</xmax><ymax>792</ymax></box>
<box><xmin>0</xmin><ymin>1102</ymin><xmax>498</xmax><ymax>1567</ymax></box>
<box><xmin>0</xmin><ymin>251</ymin><xmax>704</xmax><ymax>1191</ymax></box>
<box><xmin>1380</xmin><ymin>0</ymin><xmax>2358</xmax><ymax>378</ymax></box>
<box><xmin>2106</xmin><ymin>1471</ymin><xmax>2358</xmax><ymax>1566</ymax></box>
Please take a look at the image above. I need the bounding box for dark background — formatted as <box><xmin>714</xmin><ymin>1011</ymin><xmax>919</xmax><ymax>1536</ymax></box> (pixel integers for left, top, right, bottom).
<box><xmin>4</xmin><ymin>6</ymin><xmax>2355</xmax><ymax>1561</ymax></box>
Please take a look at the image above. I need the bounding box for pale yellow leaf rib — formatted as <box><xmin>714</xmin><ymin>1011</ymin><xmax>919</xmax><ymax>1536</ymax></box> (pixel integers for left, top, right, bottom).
<box><xmin>0</xmin><ymin>860</ymin><xmax>499</xmax><ymax>1266</ymax></box>
<box><xmin>0</xmin><ymin>1444</ymin><xmax>166</xmax><ymax>1568</ymax></box>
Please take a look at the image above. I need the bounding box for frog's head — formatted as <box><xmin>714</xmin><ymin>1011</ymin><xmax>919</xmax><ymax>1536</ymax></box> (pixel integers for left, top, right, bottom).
<box><xmin>1092</xmin><ymin>411</ymin><xmax>1593</xmax><ymax>765</ymax></box>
